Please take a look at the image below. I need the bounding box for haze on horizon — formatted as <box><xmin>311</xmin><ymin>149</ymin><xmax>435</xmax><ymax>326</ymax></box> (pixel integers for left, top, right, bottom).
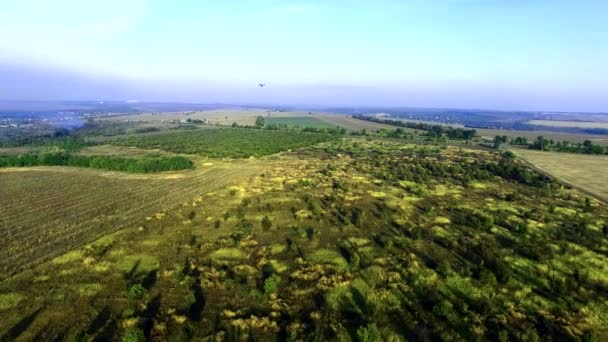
<box><xmin>1</xmin><ymin>0</ymin><xmax>607</xmax><ymax>112</ymax></box>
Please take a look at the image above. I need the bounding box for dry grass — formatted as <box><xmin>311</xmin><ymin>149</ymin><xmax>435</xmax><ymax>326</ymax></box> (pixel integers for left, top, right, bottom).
<box><xmin>510</xmin><ymin>148</ymin><xmax>608</xmax><ymax>201</ymax></box>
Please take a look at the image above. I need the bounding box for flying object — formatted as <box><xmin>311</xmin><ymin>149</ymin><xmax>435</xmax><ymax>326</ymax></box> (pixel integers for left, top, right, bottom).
<box><xmin>258</xmin><ymin>83</ymin><xmax>266</xmax><ymax>88</ymax></box>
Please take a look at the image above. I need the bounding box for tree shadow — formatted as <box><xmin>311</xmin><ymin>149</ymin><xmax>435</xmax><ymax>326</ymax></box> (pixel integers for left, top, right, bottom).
<box><xmin>1</xmin><ymin>308</ymin><xmax>42</xmax><ymax>341</ymax></box>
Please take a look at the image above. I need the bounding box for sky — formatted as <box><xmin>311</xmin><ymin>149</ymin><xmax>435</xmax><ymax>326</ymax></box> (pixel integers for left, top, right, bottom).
<box><xmin>0</xmin><ymin>0</ymin><xmax>607</xmax><ymax>112</ymax></box>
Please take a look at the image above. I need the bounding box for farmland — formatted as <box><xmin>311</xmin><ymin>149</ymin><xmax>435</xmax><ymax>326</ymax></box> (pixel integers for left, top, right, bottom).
<box><xmin>0</xmin><ymin>161</ymin><xmax>264</xmax><ymax>278</ymax></box>
<box><xmin>527</xmin><ymin>120</ymin><xmax>608</xmax><ymax>129</ymax></box>
<box><xmin>316</xmin><ymin>114</ymin><xmax>404</xmax><ymax>131</ymax></box>
<box><xmin>510</xmin><ymin>148</ymin><xmax>608</xmax><ymax>201</ymax></box>
<box><xmin>1</xmin><ymin>135</ymin><xmax>607</xmax><ymax>341</ymax></box>
<box><xmin>476</xmin><ymin>128</ymin><xmax>608</xmax><ymax>146</ymax></box>
<box><xmin>100</xmin><ymin>109</ymin><xmax>266</xmax><ymax>126</ymax></box>
<box><xmin>264</xmin><ymin>116</ymin><xmax>336</xmax><ymax>129</ymax></box>
<box><xmin>107</xmin><ymin>128</ymin><xmax>337</xmax><ymax>158</ymax></box>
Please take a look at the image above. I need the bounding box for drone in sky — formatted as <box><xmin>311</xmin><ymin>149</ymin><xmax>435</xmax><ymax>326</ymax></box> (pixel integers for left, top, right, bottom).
<box><xmin>258</xmin><ymin>83</ymin><xmax>266</xmax><ymax>88</ymax></box>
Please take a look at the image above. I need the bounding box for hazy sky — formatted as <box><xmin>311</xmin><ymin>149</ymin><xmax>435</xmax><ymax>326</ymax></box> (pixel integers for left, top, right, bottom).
<box><xmin>1</xmin><ymin>0</ymin><xmax>607</xmax><ymax>111</ymax></box>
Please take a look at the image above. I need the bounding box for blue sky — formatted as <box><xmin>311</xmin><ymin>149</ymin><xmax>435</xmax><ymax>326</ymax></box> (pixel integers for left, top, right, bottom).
<box><xmin>1</xmin><ymin>0</ymin><xmax>607</xmax><ymax>111</ymax></box>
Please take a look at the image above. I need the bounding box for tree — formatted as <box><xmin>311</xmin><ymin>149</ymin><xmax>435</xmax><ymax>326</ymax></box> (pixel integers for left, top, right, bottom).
<box><xmin>255</xmin><ymin>116</ymin><xmax>265</xmax><ymax>128</ymax></box>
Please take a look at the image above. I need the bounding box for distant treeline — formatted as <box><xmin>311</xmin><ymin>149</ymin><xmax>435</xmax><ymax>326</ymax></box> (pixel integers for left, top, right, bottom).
<box><xmin>352</xmin><ymin>115</ymin><xmax>477</xmax><ymax>140</ymax></box>
<box><xmin>0</xmin><ymin>153</ymin><xmax>194</xmax><ymax>173</ymax></box>
<box><xmin>494</xmin><ymin>135</ymin><xmax>607</xmax><ymax>155</ymax></box>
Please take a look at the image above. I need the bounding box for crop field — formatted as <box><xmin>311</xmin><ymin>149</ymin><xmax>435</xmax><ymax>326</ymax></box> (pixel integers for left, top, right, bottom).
<box><xmin>476</xmin><ymin>128</ymin><xmax>608</xmax><ymax>146</ymax></box>
<box><xmin>316</xmin><ymin>114</ymin><xmax>408</xmax><ymax>131</ymax></box>
<box><xmin>527</xmin><ymin>120</ymin><xmax>608</xmax><ymax>129</ymax></box>
<box><xmin>108</xmin><ymin>128</ymin><xmax>337</xmax><ymax>158</ymax></box>
<box><xmin>264</xmin><ymin>116</ymin><xmax>336</xmax><ymax>129</ymax></box>
<box><xmin>0</xmin><ymin>161</ymin><xmax>264</xmax><ymax>278</ymax></box>
<box><xmin>101</xmin><ymin>109</ymin><xmax>266</xmax><ymax>126</ymax></box>
<box><xmin>1</xmin><ymin>138</ymin><xmax>607</xmax><ymax>341</ymax></box>
<box><xmin>510</xmin><ymin>148</ymin><xmax>608</xmax><ymax>201</ymax></box>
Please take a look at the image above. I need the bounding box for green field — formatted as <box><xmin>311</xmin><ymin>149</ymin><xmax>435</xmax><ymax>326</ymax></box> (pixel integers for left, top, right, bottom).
<box><xmin>1</xmin><ymin>135</ymin><xmax>607</xmax><ymax>341</ymax></box>
<box><xmin>108</xmin><ymin>127</ymin><xmax>336</xmax><ymax>158</ymax></box>
<box><xmin>264</xmin><ymin>116</ymin><xmax>336</xmax><ymax>129</ymax></box>
<box><xmin>510</xmin><ymin>147</ymin><xmax>608</xmax><ymax>201</ymax></box>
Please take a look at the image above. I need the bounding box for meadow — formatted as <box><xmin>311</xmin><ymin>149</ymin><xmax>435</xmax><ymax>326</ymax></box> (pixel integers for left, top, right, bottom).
<box><xmin>1</xmin><ymin>136</ymin><xmax>607</xmax><ymax>341</ymax></box>
<box><xmin>510</xmin><ymin>147</ymin><xmax>608</xmax><ymax>202</ymax></box>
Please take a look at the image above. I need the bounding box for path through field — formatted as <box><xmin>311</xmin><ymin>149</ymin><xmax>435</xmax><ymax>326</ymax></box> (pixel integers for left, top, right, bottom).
<box><xmin>0</xmin><ymin>161</ymin><xmax>265</xmax><ymax>278</ymax></box>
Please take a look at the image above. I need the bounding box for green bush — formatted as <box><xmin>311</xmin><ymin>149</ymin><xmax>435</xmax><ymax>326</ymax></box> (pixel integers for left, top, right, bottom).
<box><xmin>264</xmin><ymin>275</ymin><xmax>280</xmax><ymax>296</ymax></box>
<box><xmin>128</xmin><ymin>284</ymin><xmax>146</xmax><ymax>299</ymax></box>
<box><xmin>357</xmin><ymin>324</ymin><xmax>382</xmax><ymax>342</ymax></box>
<box><xmin>122</xmin><ymin>328</ymin><xmax>145</xmax><ymax>342</ymax></box>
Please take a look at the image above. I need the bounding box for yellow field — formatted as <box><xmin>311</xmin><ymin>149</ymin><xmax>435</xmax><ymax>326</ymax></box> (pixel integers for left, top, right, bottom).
<box><xmin>510</xmin><ymin>148</ymin><xmax>608</xmax><ymax>201</ymax></box>
<box><xmin>527</xmin><ymin>120</ymin><xmax>608</xmax><ymax>129</ymax></box>
<box><xmin>0</xmin><ymin>160</ymin><xmax>265</xmax><ymax>278</ymax></box>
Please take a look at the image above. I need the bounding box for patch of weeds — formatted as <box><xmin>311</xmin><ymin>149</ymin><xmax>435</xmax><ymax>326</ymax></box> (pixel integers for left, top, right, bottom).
<box><xmin>209</xmin><ymin>248</ymin><xmax>247</xmax><ymax>262</ymax></box>
<box><xmin>77</xmin><ymin>283</ymin><xmax>102</xmax><ymax>297</ymax></box>
<box><xmin>309</xmin><ymin>249</ymin><xmax>349</xmax><ymax>273</ymax></box>
<box><xmin>51</xmin><ymin>250</ymin><xmax>83</xmax><ymax>264</ymax></box>
<box><xmin>0</xmin><ymin>292</ymin><xmax>24</xmax><ymax>310</ymax></box>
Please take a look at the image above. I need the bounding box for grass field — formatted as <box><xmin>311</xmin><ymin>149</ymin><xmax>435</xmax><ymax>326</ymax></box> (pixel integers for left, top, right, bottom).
<box><xmin>527</xmin><ymin>120</ymin><xmax>608</xmax><ymax>129</ymax></box>
<box><xmin>0</xmin><ymin>161</ymin><xmax>264</xmax><ymax>278</ymax></box>
<box><xmin>510</xmin><ymin>147</ymin><xmax>608</xmax><ymax>201</ymax></box>
<box><xmin>264</xmin><ymin>116</ymin><xmax>336</xmax><ymax>129</ymax></box>
<box><xmin>108</xmin><ymin>128</ymin><xmax>336</xmax><ymax>158</ymax></box>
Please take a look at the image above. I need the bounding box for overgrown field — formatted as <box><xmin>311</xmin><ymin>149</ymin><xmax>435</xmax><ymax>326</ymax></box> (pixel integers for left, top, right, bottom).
<box><xmin>1</xmin><ymin>138</ymin><xmax>607</xmax><ymax>341</ymax></box>
<box><xmin>0</xmin><ymin>161</ymin><xmax>264</xmax><ymax>278</ymax></box>
<box><xmin>108</xmin><ymin>128</ymin><xmax>336</xmax><ymax>158</ymax></box>
<box><xmin>510</xmin><ymin>148</ymin><xmax>608</xmax><ymax>201</ymax></box>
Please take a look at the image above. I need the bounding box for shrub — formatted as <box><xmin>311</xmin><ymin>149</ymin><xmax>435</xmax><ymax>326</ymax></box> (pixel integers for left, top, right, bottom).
<box><xmin>128</xmin><ymin>284</ymin><xmax>146</xmax><ymax>300</ymax></box>
<box><xmin>122</xmin><ymin>328</ymin><xmax>145</xmax><ymax>342</ymax></box>
<box><xmin>264</xmin><ymin>275</ymin><xmax>281</xmax><ymax>296</ymax></box>
<box><xmin>357</xmin><ymin>324</ymin><xmax>382</xmax><ymax>342</ymax></box>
